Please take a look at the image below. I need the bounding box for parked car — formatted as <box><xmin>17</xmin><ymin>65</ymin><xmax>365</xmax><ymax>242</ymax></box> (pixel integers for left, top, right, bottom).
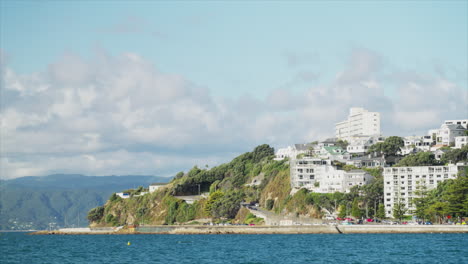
<box><xmin>425</xmin><ymin>221</ymin><xmax>432</xmax><ymax>225</ymax></box>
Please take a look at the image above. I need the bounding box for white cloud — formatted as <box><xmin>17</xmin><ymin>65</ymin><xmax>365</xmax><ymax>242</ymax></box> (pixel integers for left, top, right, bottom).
<box><xmin>1</xmin><ymin>48</ymin><xmax>466</xmax><ymax>179</ymax></box>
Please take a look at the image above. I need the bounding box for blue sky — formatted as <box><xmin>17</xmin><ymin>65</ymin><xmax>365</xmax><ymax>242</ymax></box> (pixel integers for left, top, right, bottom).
<box><xmin>1</xmin><ymin>1</ymin><xmax>467</xmax><ymax>179</ymax></box>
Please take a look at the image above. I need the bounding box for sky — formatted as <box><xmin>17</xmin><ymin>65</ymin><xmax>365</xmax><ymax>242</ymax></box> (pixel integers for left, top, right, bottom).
<box><xmin>1</xmin><ymin>0</ymin><xmax>467</xmax><ymax>179</ymax></box>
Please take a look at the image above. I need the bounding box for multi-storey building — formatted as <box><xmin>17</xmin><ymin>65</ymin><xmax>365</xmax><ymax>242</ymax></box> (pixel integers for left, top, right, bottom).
<box><xmin>383</xmin><ymin>163</ymin><xmax>466</xmax><ymax>218</ymax></box>
<box><xmin>346</xmin><ymin>135</ymin><xmax>386</xmax><ymax>154</ymax></box>
<box><xmin>444</xmin><ymin>119</ymin><xmax>468</xmax><ymax>129</ymax></box>
<box><xmin>455</xmin><ymin>136</ymin><xmax>468</xmax><ymax>149</ymax></box>
<box><xmin>428</xmin><ymin>123</ymin><xmax>466</xmax><ymax>146</ymax></box>
<box><xmin>335</xmin><ymin>107</ymin><xmax>381</xmax><ymax>141</ymax></box>
<box><xmin>400</xmin><ymin>135</ymin><xmax>433</xmax><ymax>155</ymax></box>
<box><xmin>290</xmin><ymin>157</ymin><xmax>373</xmax><ymax>193</ymax></box>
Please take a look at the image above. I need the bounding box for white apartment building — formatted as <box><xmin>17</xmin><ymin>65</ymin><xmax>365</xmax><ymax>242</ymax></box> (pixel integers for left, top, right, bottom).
<box><xmin>347</xmin><ymin>135</ymin><xmax>385</xmax><ymax>154</ymax></box>
<box><xmin>383</xmin><ymin>164</ymin><xmax>466</xmax><ymax>218</ymax></box>
<box><xmin>444</xmin><ymin>119</ymin><xmax>468</xmax><ymax>129</ymax></box>
<box><xmin>335</xmin><ymin>107</ymin><xmax>381</xmax><ymax>141</ymax></box>
<box><xmin>455</xmin><ymin>136</ymin><xmax>468</xmax><ymax>149</ymax></box>
<box><xmin>290</xmin><ymin>157</ymin><xmax>373</xmax><ymax>193</ymax></box>
<box><xmin>428</xmin><ymin>124</ymin><xmax>466</xmax><ymax>146</ymax></box>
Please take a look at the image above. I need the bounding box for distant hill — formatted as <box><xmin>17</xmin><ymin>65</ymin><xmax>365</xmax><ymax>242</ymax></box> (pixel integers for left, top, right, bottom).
<box><xmin>0</xmin><ymin>174</ymin><xmax>170</xmax><ymax>230</ymax></box>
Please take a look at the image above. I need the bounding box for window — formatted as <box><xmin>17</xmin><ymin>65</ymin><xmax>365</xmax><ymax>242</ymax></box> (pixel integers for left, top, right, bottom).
<box><xmin>386</xmin><ymin>198</ymin><xmax>391</xmax><ymax>201</ymax></box>
<box><xmin>393</xmin><ymin>175</ymin><xmax>398</xmax><ymax>179</ymax></box>
<box><xmin>430</xmin><ymin>180</ymin><xmax>434</xmax><ymax>184</ymax></box>
<box><xmin>299</xmin><ymin>175</ymin><xmax>303</xmax><ymax>180</ymax></box>
<box><xmin>408</xmin><ymin>186</ymin><xmax>412</xmax><ymax>191</ymax></box>
<box><xmin>310</xmin><ymin>175</ymin><xmax>314</xmax><ymax>180</ymax></box>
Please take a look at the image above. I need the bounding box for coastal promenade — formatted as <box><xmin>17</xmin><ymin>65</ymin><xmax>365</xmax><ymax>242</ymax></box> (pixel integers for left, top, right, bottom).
<box><xmin>31</xmin><ymin>225</ymin><xmax>468</xmax><ymax>235</ymax></box>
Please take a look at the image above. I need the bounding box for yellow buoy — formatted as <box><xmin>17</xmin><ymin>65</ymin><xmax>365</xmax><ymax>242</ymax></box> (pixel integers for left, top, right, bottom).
<box><xmin>127</xmin><ymin>241</ymin><xmax>131</xmax><ymax>246</ymax></box>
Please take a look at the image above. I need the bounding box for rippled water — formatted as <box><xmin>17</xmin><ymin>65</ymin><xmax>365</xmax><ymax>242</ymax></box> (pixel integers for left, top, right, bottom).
<box><xmin>1</xmin><ymin>232</ymin><xmax>467</xmax><ymax>263</ymax></box>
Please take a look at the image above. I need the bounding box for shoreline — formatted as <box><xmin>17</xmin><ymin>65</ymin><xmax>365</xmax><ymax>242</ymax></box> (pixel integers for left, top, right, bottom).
<box><xmin>29</xmin><ymin>225</ymin><xmax>468</xmax><ymax>235</ymax></box>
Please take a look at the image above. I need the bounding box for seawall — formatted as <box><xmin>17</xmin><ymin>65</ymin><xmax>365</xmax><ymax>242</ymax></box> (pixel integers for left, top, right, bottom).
<box><xmin>30</xmin><ymin>225</ymin><xmax>468</xmax><ymax>235</ymax></box>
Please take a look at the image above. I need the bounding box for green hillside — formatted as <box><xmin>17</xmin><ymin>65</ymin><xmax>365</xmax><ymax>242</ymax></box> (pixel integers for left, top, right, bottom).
<box><xmin>88</xmin><ymin>144</ymin><xmax>392</xmax><ymax>227</ymax></box>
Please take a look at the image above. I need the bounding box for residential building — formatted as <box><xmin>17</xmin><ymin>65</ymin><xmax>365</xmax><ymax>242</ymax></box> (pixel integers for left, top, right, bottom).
<box><xmin>116</xmin><ymin>192</ymin><xmax>130</xmax><ymax>199</ymax></box>
<box><xmin>383</xmin><ymin>163</ymin><xmax>466</xmax><ymax>218</ymax></box>
<box><xmin>274</xmin><ymin>146</ymin><xmax>295</xmax><ymax>160</ymax></box>
<box><xmin>290</xmin><ymin>157</ymin><xmax>373</xmax><ymax>193</ymax></box>
<box><xmin>347</xmin><ymin>154</ymin><xmax>385</xmax><ymax>168</ymax></box>
<box><xmin>335</xmin><ymin>107</ymin><xmax>381</xmax><ymax>141</ymax></box>
<box><xmin>444</xmin><ymin>119</ymin><xmax>468</xmax><ymax>129</ymax></box>
<box><xmin>316</xmin><ymin>146</ymin><xmax>350</xmax><ymax>162</ymax></box>
<box><xmin>455</xmin><ymin>136</ymin><xmax>468</xmax><ymax>149</ymax></box>
<box><xmin>347</xmin><ymin>135</ymin><xmax>385</xmax><ymax>154</ymax></box>
<box><xmin>400</xmin><ymin>135</ymin><xmax>433</xmax><ymax>155</ymax></box>
<box><xmin>428</xmin><ymin>124</ymin><xmax>466</xmax><ymax>146</ymax></box>
<box><xmin>433</xmin><ymin>149</ymin><xmax>449</xmax><ymax>161</ymax></box>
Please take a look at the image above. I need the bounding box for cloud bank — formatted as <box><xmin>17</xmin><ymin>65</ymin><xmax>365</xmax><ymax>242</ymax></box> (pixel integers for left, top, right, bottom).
<box><xmin>1</xmin><ymin>48</ymin><xmax>466</xmax><ymax>179</ymax></box>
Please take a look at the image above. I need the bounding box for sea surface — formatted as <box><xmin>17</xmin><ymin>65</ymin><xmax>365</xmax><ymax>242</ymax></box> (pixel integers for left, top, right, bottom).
<box><xmin>1</xmin><ymin>232</ymin><xmax>467</xmax><ymax>263</ymax></box>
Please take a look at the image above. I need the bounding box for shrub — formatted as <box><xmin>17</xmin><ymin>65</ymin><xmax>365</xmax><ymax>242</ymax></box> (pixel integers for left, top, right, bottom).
<box><xmin>266</xmin><ymin>199</ymin><xmax>274</xmax><ymax>210</ymax></box>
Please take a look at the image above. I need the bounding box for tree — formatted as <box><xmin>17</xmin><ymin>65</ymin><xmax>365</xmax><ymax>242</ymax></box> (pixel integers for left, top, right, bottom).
<box><xmin>413</xmin><ymin>181</ymin><xmax>430</xmax><ymax>222</ymax></box>
<box><xmin>396</xmin><ymin>152</ymin><xmax>439</xmax><ymax>167</ymax></box>
<box><xmin>426</xmin><ymin>202</ymin><xmax>448</xmax><ymax>224</ymax></box>
<box><xmin>87</xmin><ymin>206</ymin><xmax>104</xmax><ymax>222</ymax></box>
<box><xmin>440</xmin><ymin>145</ymin><xmax>468</xmax><ymax>164</ymax></box>
<box><xmin>211</xmin><ymin>190</ymin><xmax>244</xmax><ymax>219</ymax></box>
<box><xmin>336</xmin><ymin>139</ymin><xmax>349</xmax><ymax>149</ymax></box>
<box><xmin>351</xmin><ymin>198</ymin><xmax>363</xmax><ymax>219</ymax></box>
<box><xmin>376</xmin><ymin>203</ymin><xmax>386</xmax><ymax>219</ymax></box>
<box><xmin>442</xmin><ymin>170</ymin><xmax>468</xmax><ymax>218</ymax></box>
<box><xmin>338</xmin><ymin>204</ymin><xmax>347</xmax><ymax>218</ymax></box>
<box><xmin>392</xmin><ymin>199</ymin><xmax>407</xmax><ymax>222</ymax></box>
<box><xmin>205</xmin><ymin>191</ymin><xmax>224</xmax><ymax>214</ymax></box>
<box><xmin>368</xmin><ymin>136</ymin><xmax>404</xmax><ymax>156</ymax></box>
<box><xmin>266</xmin><ymin>199</ymin><xmax>274</xmax><ymax>210</ymax></box>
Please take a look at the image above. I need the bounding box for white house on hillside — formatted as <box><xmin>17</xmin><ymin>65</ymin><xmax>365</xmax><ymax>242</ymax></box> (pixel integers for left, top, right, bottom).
<box><xmin>444</xmin><ymin>119</ymin><xmax>468</xmax><ymax>129</ymax></box>
<box><xmin>347</xmin><ymin>135</ymin><xmax>385</xmax><ymax>154</ymax></box>
<box><xmin>455</xmin><ymin>136</ymin><xmax>468</xmax><ymax>149</ymax></box>
<box><xmin>290</xmin><ymin>157</ymin><xmax>373</xmax><ymax>193</ymax></box>
<box><xmin>428</xmin><ymin>124</ymin><xmax>466</xmax><ymax>146</ymax></box>
<box><xmin>400</xmin><ymin>135</ymin><xmax>433</xmax><ymax>155</ymax></box>
<box><xmin>335</xmin><ymin>107</ymin><xmax>381</xmax><ymax>141</ymax></box>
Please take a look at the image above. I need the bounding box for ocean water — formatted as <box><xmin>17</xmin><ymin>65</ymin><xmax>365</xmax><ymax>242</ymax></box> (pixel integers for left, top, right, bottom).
<box><xmin>1</xmin><ymin>232</ymin><xmax>467</xmax><ymax>264</ymax></box>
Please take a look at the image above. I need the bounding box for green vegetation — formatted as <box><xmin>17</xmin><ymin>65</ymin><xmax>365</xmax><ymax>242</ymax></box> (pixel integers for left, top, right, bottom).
<box><xmin>395</xmin><ymin>152</ymin><xmax>439</xmax><ymax>167</ymax></box>
<box><xmin>412</xmin><ymin>168</ymin><xmax>468</xmax><ymax>223</ymax></box>
<box><xmin>440</xmin><ymin>145</ymin><xmax>468</xmax><ymax>164</ymax></box>
<box><xmin>368</xmin><ymin>136</ymin><xmax>404</xmax><ymax>156</ymax></box>
<box><xmin>87</xmin><ymin>144</ymin><xmax>293</xmax><ymax>226</ymax></box>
